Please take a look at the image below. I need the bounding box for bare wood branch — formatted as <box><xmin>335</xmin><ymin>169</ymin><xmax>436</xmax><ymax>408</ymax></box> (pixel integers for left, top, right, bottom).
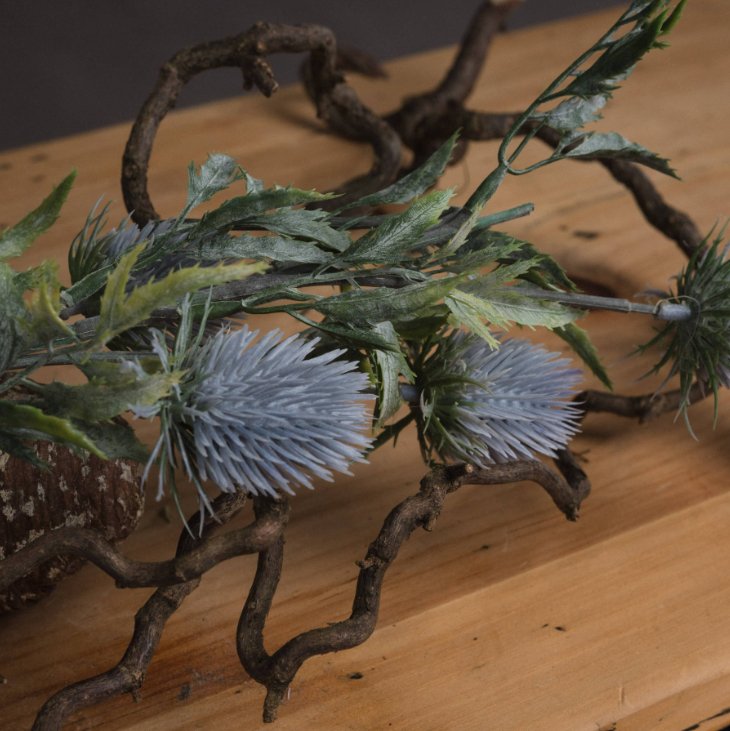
<box><xmin>237</xmin><ymin>459</ymin><xmax>587</xmax><ymax>722</ymax></box>
<box><xmin>31</xmin><ymin>491</ymin><xmax>252</xmax><ymax>730</ymax></box>
<box><xmin>0</xmin><ymin>498</ymin><xmax>288</xmax><ymax>592</ymax></box>
<box><xmin>122</xmin><ymin>23</ymin><xmax>401</xmax><ymax>225</ymax></box>
<box><xmin>578</xmin><ymin>382</ymin><xmax>707</xmax><ymax>424</ymax></box>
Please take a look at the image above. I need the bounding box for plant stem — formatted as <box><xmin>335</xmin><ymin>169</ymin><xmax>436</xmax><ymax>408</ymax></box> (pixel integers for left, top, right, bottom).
<box><xmin>516</xmin><ymin>285</ymin><xmax>694</xmax><ymax>321</ymax></box>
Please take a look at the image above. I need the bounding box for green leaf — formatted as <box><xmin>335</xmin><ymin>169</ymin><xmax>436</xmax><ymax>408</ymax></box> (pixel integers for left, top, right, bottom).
<box><xmin>440</xmin><ymin>229</ymin><xmax>526</xmax><ymax>273</ymax></box>
<box><xmin>244</xmin><ymin>209</ymin><xmax>351</xmax><ymax>252</ymax></box>
<box><xmin>0</xmin><ymin>171</ymin><xmax>76</xmax><ymax>260</ymax></box>
<box><xmin>291</xmin><ymin>313</ymin><xmax>401</xmax><ymax>352</ymax></box>
<box><xmin>453</xmin><ymin>285</ymin><xmax>582</xmax><ymax>331</ymax></box>
<box><xmin>0</xmin><ymin>400</ymin><xmax>105</xmax><ymax>457</ymax></box>
<box><xmin>444</xmin><ymin>291</ymin><xmax>500</xmax><ymax>349</ymax></box>
<box><xmin>0</xmin><ymin>263</ymin><xmax>24</xmax><ymax>372</ymax></box>
<box><xmin>183</xmin><ymin>154</ymin><xmax>244</xmax><ymax>217</ymax></box>
<box><xmin>564</xmin><ymin>132</ymin><xmax>677</xmax><ymax>177</ymax></box>
<box><xmin>492</xmin><ymin>234</ymin><xmax>577</xmax><ymax>292</ymax></box>
<box><xmin>197</xmin><ymin>187</ymin><xmax>335</xmax><ymax>232</ymax></box>
<box><xmin>22</xmin><ymin>261</ymin><xmax>74</xmax><ymax>345</ymax></box>
<box><xmin>194</xmin><ymin>233</ymin><xmax>332</xmax><ymax>264</ymax></box>
<box><xmin>554</xmin><ymin>323</ymin><xmax>612</xmax><ymax>389</ymax></box>
<box><xmin>538</xmin><ymin>95</ymin><xmax>606</xmax><ymax>134</ymax></box>
<box><xmin>371</xmin><ymin>322</ymin><xmax>414</xmax><ymax>425</ymax></box>
<box><xmin>62</xmin><ymin>264</ymin><xmax>114</xmax><ymax>308</ymax></box>
<box><xmin>343</xmin><ymin>189</ymin><xmax>453</xmax><ymax>264</ymax></box>
<box><xmin>562</xmin><ymin>6</ymin><xmax>670</xmax><ymax>98</ymax></box>
<box><xmin>38</xmin><ymin>365</ymin><xmax>181</xmax><ymax>422</ymax></box>
<box><xmin>339</xmin><ymin>132</ymin><xmax>459</xmax><ymax>211</ymax></box>
<box><xmin>74</xmin><ymin>420</ymin><xmax>149</xmax><ymax>463</ymax></box>
<box><xmin>315</xmin><ymin>276</ymin><xmax>463</xmax><ymax>326</ymax></box>
<box><xmin>96</xmin><ymin>244</ymin><xmax>266</xmax><ymax>345</ymax></box>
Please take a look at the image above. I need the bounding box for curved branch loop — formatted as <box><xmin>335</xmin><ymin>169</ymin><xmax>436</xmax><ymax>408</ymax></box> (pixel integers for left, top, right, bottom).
<box><xmin>0</xmin><ymin>499</ymin><xmax>288</xmax><ymax>593</ymax></box>
<box><xmin>237</xmin><ymin>459</ymin><xmax>588</xmax><ymax>722</ymax></box>
<box><xmin>122</xmin><ymin>23</ymin><xmax>401</xmax><ymax>224</ymax></box>
<box><xmin>32</xmin><ymin>491</ymin><xmax>253</xmax><ymax>731</ymax></box>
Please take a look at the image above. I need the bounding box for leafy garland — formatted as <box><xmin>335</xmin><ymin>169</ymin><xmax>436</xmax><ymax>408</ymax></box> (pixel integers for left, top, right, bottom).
<box><xmin>2</xmin><ymin>0</ymin><xmax>715</xmax><ymax>525</ymax></box>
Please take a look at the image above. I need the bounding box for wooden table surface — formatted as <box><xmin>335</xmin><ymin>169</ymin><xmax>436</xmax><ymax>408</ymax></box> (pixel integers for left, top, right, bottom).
<box><xmin>2</xmin><ymin>3</ymin><xmax>730</xmax><ymax>729</ymax></box>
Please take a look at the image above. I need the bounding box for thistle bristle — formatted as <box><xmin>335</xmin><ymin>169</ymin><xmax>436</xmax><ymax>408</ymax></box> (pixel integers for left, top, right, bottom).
<box><xmin>418</xmin><ymin>332</ymin><xmax>582</xmax><ymax>465</ymax></box>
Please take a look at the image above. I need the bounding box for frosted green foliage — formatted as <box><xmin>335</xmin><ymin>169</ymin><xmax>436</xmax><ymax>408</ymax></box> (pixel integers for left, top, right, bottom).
<box><xmin>642</xmin><ymin>230</ymin><xmax>730</xmax><ymax>420</ymax></box>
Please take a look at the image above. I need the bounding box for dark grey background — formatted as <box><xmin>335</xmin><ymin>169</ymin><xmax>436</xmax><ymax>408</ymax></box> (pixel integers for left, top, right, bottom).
<box><xmin>1</xmin><ymin>1</ymin><xmax>621</xmax><ymax>151</ymax></box>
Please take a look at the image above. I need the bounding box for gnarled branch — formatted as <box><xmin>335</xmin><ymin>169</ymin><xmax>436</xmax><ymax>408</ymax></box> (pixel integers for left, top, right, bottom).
<box><xmin>0</xmin><ymin>498</ymin><xmax>287</xmax><ymax>593</ymax></box>
<box><xmin>122</xmin><ymin>23</ymin><xmax>400</xmax><ymax>224</ymax></box>
<box><xmin>237</xmin><ymin>459</ymin><xmax>588</xmax><ymax>722</ymax></box>
<box><xmin>32</xmin><ymin>491</ymin><xmax>255</xmax><ymax>731</ymax></box>
<box><xmin>578</xmin><ymin>381</ymin><xmax>707</xmax><ymax>424</ymax></box>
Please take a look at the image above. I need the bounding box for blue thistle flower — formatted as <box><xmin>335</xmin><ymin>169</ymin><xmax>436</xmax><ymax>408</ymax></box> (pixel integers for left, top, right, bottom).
<box><xmin>417</xmin><ymin>332</ymin><xmax>582</xmax><ymax>465</ymax></box>
<box><xmin>177</xmin><ymin>326</ymin><xmax>374</xmax><ymax>497</ymax></box>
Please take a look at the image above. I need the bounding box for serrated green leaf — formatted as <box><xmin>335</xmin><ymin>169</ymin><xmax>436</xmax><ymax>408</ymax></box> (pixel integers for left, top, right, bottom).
<box><xmin>22</xmin><ymin>261</ymin><xmax>74</xmax><ymax>345</ymax></box>
<box><xmin>490</xmin><ymin>234</ymin><xmax>576</xmax><ymax>292</ymax></box>
<box><xmin>96</xmin><ymin>244</ymin><xmax>266</xmax><ymax>344</ymax></box>
<box><xmin>564</xmin><ymin>132</ymin><xmax>677</xmax><ymax>177</ymax></box>
<box><xmin>554</xmin><ymin>322</ymin><xmax>612</xmax><ymax>389</ymax></box>
<box><xmin>562</xmin><ymin>8</ymin><xmax>668</xmax><ymax>98</ymax></box>
<box><xmin>197</xmin><ymin>187</ymin><xmax>335</xmax><ymax>232</ymax></box>
<box><xmin>183</xmin><ymin>154</ymin><xmax>244</xmax><ymax>217</ymax></box>
<box><xmin>445</xmin><ymin>291</ymin><xmax>500</xmax><ymax>349</ymax></box>
<box><xmin>371</xmin><ymin>321</ymin><xmax>414</xmax><ymax>425</ymax></box>
<box><xmin>0</xmin><ymin>400</ymin><xmax>105</xmax><ymax>457</ymax></box>
<box><xmin>315</xmin><ymin>276</ymin><xmax>463</xmax><ymax>326</ymax></box>
<box><xmin>343</xmin><ymin>189</ymin><xmax>453</xmax><ymax>264</ymax></box>
<box><xmin>244</xmin><ymin>209</ymin><xmax>350</xmax><ymax>252</ymax></box>
<box><xmin>0</xmin><ymin>171</ymin><xmax>76</xmax><ymax>260</ymax></box>
<box><xmin>339</xmin><ymin>132</ymin><xmax>459</xmax><ymax>211</ymax></box>
<box><xmin>38</xmin><ymin>365</ymin><xmax>181</xmax><ymax>422</ymax></box>
<box><xmin>454</xmin><ymin>285</ymin><xmax>581</xmax><ymax>331</ymax></box>
<box><xmin>441</xmin><ymin>230</ymin><xmax>526</xmax><ymax>273</ymax></box>
<box><xmin>194</xmin><ymin>233</ymin><xmax>332</xmax><ymax>264</ymax></box>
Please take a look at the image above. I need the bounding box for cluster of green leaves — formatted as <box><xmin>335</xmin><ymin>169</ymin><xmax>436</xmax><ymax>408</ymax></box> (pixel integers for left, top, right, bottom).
<box><xmin>466</xmin><ymin>0</ymin><xmax>686</xmax><ymax>213</ymax></box>
<box><xmin>0</xmin><ymin>164</ymin><xmax>267</xmax><ymax>466</ymax></box>
<box><xmin>0</xmin><ymin>0</ymin><xmax>700</xmax><ymax>481</ymax></box>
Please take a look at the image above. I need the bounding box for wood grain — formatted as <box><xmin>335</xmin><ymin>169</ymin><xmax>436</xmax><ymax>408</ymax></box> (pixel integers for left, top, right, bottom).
<box><xmin>2</xmin><ymin>2</ymin><xmax>730</xmax><ymax>729</ymax></box>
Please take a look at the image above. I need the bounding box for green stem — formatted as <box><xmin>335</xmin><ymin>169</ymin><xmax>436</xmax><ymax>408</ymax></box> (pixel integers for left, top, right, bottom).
<box><xmin>517</xmin><ymin>285</ymin><xmax>693</xmax><ymax>321</ymax></box>
<box><xmin>465</xmin><ymin>3</ymin><xmax>641</xmax><ymax>213</ymax></box>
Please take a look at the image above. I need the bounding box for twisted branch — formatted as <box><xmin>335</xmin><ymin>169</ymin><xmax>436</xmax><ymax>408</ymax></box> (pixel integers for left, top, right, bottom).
<box><xmin>31</xmin><ymin>491</ymin><xmax>259</xmax><ymax>731</ymax></box>
<box><xmin>237</xmin><ymin>459</ymin><xmax>588</xmax><ymax>722</ymax></box>
<box><xmin>0</xmin><ymin>499</ymin><xmax>288</xmax><ymax>592</ymax></box>
<box><xmin>122</xmin><ymin>23</ymin><xmax>400</xmax><ymax>224</ymax></box>
<box><xmin>577</xmin><ymin>381</ymin><xmax>707</xmax><ymax>424</ymax></box>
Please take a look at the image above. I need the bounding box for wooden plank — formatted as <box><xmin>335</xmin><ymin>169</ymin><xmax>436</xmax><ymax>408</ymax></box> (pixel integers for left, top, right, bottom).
<box><xmin>2</xmin><ymin>2</ymin><xmax>730</xmax><ymax>729</ymax></box>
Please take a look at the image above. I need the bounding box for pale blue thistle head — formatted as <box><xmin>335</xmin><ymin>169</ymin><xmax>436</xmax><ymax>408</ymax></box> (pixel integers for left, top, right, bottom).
<box><xmin>417</xmin><ymin>332</ymin><xmax>582</xmax><ymax>465</ymax></box>
<box><xmin>177</xmin><ymin>326</ymin><xmax>374</xmax><ymax>497</ymax></box>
